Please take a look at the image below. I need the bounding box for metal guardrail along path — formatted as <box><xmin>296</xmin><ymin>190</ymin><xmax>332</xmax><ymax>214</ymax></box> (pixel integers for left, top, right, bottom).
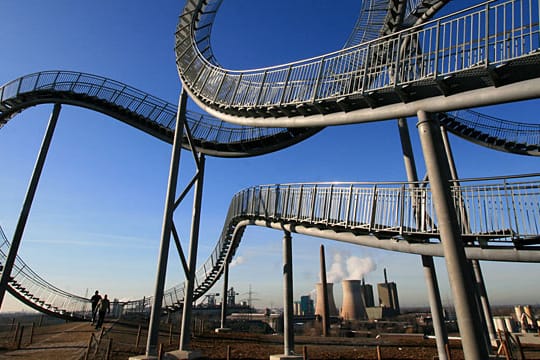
<box><xmin>1</xmin><ymin>0</ymin><xmax>540</xmax><ymax>320</ymax></box>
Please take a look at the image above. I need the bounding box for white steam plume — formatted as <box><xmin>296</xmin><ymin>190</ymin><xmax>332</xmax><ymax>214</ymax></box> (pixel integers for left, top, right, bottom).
<box><xmin>326</xmin><ymin>252</ymin><xmax>346</xmax><ymax>283</ymax></box>
<box><xmin>325</xmin><ymin>249</ymin><xmax>376</xmax><ymax>283</ymax></box>
<box><xmin>230</xmin><ymin>255</ymin><xmax>246</xmax><ymax>268</ymax></box>
<box><xmin>346</xmin><ymin>256</ymin><xmax>376</xmax><ymax>280</ymax></box>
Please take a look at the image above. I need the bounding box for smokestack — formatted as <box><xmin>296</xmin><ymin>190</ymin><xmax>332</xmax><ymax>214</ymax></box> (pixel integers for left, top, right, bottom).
<box><xmin>341</xmin><ymin>280</ymin><xmax>367</xmax><ymax>321</ymax></box>
<box><xmin>383</xmin><ymin>267</ymin><xmax>394</xmax><ymax>312</ymax></box>
<box><xmin>315</xmin><ymin>283</ymin><xmax>339</xmax><ymax>317</ymax></box>
<box><xmin>320</xmin><ymin>245</ymin><xmax>330</xmax><ymax>336</ymax></box>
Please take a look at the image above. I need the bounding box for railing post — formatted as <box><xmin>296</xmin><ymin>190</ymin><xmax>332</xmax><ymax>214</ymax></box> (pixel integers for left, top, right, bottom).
<box><xmin>284</xmin><ymin>185</ymin><xmax>292</xmax><ymax>219</ymax></box>
<box><xmin>326</xmin><ymin>185</ymin><xmax>334</xmax><ymax>224</ymax></box>
<box><xmin>274</xmin><ymin>185</ymin><xmax>281</xmax><ymax>219</ymax></box>
<box><xmin>508</xmin><ymin>180</ymin><xmax>521</xmax><ymax>237</ymax></box>
<box><xmin>433</xmin><ymin>20</ymin><xmax>441</xmax><ymax>80</ymax></box>
<box><xmin>255</xmin><ymin>70</ymin><xmax>268</xmax><ymax>106</ymax></box>
<box><xmin>296</xmin><ymin>185</ymin><xmax>304</xmax><ymax>220</ymax></box>
<box><xmin>369</xmin><ymin>185</ymin><xmax>378</xmax><ymax>232</ymax></box>
<box><xmin>230</xmin><ymin>74</ymin><xmax>243</xmax><ymax>106</ymax></box>
<box><xmin>393</xmin><ymin>32</ymin><xmax>403</xmax><ymax>86</ymax></box>
<box><xmin>279</xmin><ymin>66</ymin><xmax>293</xmax><ymax>105</ymax></box>
<box><xmin>310</xmin><ymin>185</ymin><xmax>318</xmax><ymax>222</ymax></box>
<box><xmin>484</xmin><ymin>3</ymin><xmax>490</xmax><ymax>68</ymax></box>
<box><xmin>361</xmin><ymin>44</ymin><xmax>372</xmax><ymax>93</ymax></box>
<box><xmin>399</xmin><ymin>185</ymin><xmax>405</xmax><ymax>235</ymax></box>
<box><xmin>345</xmin><ymin>185</ymin><xmax>354</xmax><ymax>227</ymax></box>
<box><xmin>311</xmin><ymin>59</ymin><xmax>325</xmax><ymax>102</ymax></box>
<box><xmin>213</xmin><ymin>71</ymin><xmax>227</xmax><ymax>103</ymax></box>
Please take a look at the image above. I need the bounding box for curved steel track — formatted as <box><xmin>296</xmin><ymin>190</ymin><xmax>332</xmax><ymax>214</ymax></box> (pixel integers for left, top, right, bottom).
<box><xmin>1</xmin><ymin>0</ymin><xmax>539</xmax><ymax>319</ymax></box>
<box><xmin>0</xmin><ymin>71</ymin><xmax>320</xmax><ymax>158</ymax></box>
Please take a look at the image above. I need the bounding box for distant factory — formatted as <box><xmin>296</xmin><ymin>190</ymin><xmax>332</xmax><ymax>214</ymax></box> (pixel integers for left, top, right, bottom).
<box><xmin>295</xmin><ymin>268</ymin><xmax>400</xmax><ymax>321</ymax></box>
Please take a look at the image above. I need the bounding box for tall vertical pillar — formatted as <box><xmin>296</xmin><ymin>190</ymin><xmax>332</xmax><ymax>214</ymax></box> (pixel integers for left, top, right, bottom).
<box><xmin>178</xmin><ymin>153</ymin><xmax>206</xmax><ymax>352</ymax></box>
<box><xmin>283</xmin><ymin>231</ymin><xmax>294</xmax><ymax>355</ymax></box>
<box><xmin>440</xmin><ymin>125</ymin><xmax>496</xmax><ymax>346</ymax></box>
<box><xmin>270</xmin><ymin>232</ymin><xmax>302</xmax><ymax>360</ymax></box>
<box><xmin>0</xmin><ymin>103</ymin><xmax>61</xmax><ymax>309</ymax></box>
<box><xmin>421</xmin><ymin>256</ymin><xmax>449</xmax><ymax>357</ymax></box>
<box><xmin>133</xmin><ymin>91</ymin><xmax>187</xmax><ymax>360</ymax></box>
<box><xmin>219</xmin><ymin>261</ymin><xmax>230</xmax><ymax>330</ymax></box>
<box><xmin>319</xmin><ymin>244</ymin><xmax>330</xmax><ymax>336</ymax></box>
<box><xmin>397</xmin><ymin>117</ymin><xmax>448</xmax><ymax>360</ymax></box>
<box><xmin>417</xmin><ymin>110</ymin><xmax>489</xmax><ymax>359</ymax></box>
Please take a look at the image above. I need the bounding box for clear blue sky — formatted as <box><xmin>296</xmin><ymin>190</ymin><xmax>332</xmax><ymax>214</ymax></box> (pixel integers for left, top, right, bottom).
<box><xmin>0</xmin><ymin>0</ymin><xmax>538</xmax><ymax>313</ymax></box>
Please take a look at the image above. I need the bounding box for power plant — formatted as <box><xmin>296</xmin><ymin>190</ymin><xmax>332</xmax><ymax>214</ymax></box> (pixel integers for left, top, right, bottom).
<box><xmin>340</xmin><ymin>280</ymin><xmax>367</xmax><ymax>321</ymax></box>
<box><xmin>303</xmin><ymin>268</ymin><xmax>401</xmax><ymax>322</ymax></box>
<box><xmin>314</xmin><ymin>283</ymin><xmax>339</xmax><ymax>317</ymax></box>
<box><xmin>377</xmin><ymin>268</ymin><xmax>400</xmax><ymax>315</ymax></box>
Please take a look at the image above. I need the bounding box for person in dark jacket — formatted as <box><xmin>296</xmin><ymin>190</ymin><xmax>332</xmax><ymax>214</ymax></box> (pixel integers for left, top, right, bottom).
<box><xmin>90</xmin><ymin>290</ymin><xmax>101</xmax><ymax>325</ymax></box>
<box><xmin>95</xmin><ymin>294</ymin><xmax>110</xmax><ymax>329</ymax></box>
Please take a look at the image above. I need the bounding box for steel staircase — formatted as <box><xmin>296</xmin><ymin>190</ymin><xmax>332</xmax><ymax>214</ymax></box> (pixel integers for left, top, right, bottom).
<box><xmin>132</xmin><ymin>175</ymin><xmax>540</xmax><ymax>313</ymax></box>
<box><xmin>175</xmin><ymin>0</ymin><xmax>540</xmax><ymax>157</ymax></box>
<box><xmin>0</xmin><ymin>71</ymin><xmax>320</xmax><ymax>158</ymax></box>
<box><xmin>438</xmin><ymin>111</ymin><xmax>540</xmax><ymax>156</ymax></box>
<box><xmin>0</xmin><ymin>225</ymin><xmax>90</xmax><ymax>320</ymax></box>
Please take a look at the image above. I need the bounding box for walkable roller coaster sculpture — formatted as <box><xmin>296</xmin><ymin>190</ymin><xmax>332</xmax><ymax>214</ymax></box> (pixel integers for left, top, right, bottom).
<box><xmin>1</xmin><ymin>0</ymin><xmax>540</xmax><ymax>358</ymax></box>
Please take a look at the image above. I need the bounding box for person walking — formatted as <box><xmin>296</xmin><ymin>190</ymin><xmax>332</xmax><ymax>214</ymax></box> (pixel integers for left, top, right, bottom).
<box><xmin>90</xmin><ymin>290</ymin><xmax>101</xmax><ymax>325</ymax></box>
<box><xmin>95</xmin><ymin>294</ymin><xmax>110</xmax><ymax>329</ymax></box>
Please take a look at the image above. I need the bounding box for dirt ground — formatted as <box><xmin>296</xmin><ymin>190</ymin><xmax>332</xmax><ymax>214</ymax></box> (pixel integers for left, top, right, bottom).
<box><xmin>0</xmin><ymin>318</ymin><xmax>539</xmax><ymax>359</ymax></box>
<box><xmin>95</xmin><ymin>321</ymin><xmax>467</xmax><ymax>360</ymax></box>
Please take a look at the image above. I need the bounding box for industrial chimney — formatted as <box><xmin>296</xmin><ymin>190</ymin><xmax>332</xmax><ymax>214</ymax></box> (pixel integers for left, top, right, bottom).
<box><xmin>341</xmin><ymin>280</ymin><xmax>367</xmax><ymax>321</ymax></box>
<box><xmin>315</xmin><ymin>283</ymin><xmax>339</xmax><ymax>317</ymax></box>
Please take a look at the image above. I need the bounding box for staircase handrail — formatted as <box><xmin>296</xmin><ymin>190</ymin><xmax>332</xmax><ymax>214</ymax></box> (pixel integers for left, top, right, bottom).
<box><xmin>176</xmin><ymin>0</ymin><xmax>540</xmax><ymax>117</ymax></box>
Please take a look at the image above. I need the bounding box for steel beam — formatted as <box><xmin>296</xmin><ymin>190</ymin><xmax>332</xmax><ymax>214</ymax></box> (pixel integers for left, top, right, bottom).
<box><xmin>440</xmin><ymin>125</ymin><xmax>497</xmax><ymax>347</ymax></box>
<box><xmin>417</xmin><ymin>110</ymin><xmax>488</xmax><ymax>359</ymax></box>
<box><xmin>397</xmin><ymin>117</ymin><xmax>448</xmax><ymax>360</ymax></box>
<box><xmin>0</xmin><ymin>103</ymin><xmax>61</xmax><ymax>310</ymax></box>
<box><xmin>144</xmin><ymin>91</ymin><xmax>187</xmax><ymax>357</ymax></box>
<box><xmin>220</xmin><ymin>262</ymin><xmax>229</xmax><ymax>329</ymax></box>
<box><xmin>319</xmin><ymin>244</ymin><xmax>330</xmax><ymax>337</ymax></box>
<box><xmin>283</xmin><ymin>231</ymin><xmax>294</xmax><ymax>355</ymax></box>
<box><xmin>189</xmin><ymin>77</ymin><xmax>540</xmax><ymax>128</ymax></box>
<box><xmin>179</xmin><ymin>153</ymin><xmax>206</xmax><ymax>350</ymax></box>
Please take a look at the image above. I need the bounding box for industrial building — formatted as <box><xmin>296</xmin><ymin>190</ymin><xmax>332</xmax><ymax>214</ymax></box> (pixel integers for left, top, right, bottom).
<box><xmin>377</xmin><ymin>269</ymin><xmax>400</xmax><ymax>315</ymax></box>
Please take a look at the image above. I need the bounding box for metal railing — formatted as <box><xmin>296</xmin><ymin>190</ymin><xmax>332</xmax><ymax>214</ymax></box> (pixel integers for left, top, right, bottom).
<box><xmin>2</xmin><ymin>173</ymin><xmax>539</xmax><ymax>315</ymax></box>
<box><xmin>147</xmin><ymin>174</ymin><xmax>540</xmax><ymax>310</ymax></box>
<box><xmin>0</xmin><ymin>225</ymin><xmax>91</xmax><ymax>319</ymax></box>
<box><xmin>0</xmin><ymin>71</ymin><xmax>296</xmax><ymax>148</ymax></box>
<box><xmin>177</xmin><ymin>0</ymin><xmax>540</xmax><ymax>109</ymax></box>
<box><xmin>449</xmin><ymin>109</ymin><xmax>540</xmax><ymax>147</ymax></box>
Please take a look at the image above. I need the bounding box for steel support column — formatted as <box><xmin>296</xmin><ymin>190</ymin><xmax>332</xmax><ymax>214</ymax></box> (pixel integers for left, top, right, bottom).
<box><xmin>416</xmin><ymin>110</ymin><xmax>488</xmax><ymax>360</ymax></box>
<box><xmin>421</xmin><ymin>255</ymin><xmax>449</xmax><ymax>358</ymax></box>
<box><xmin>220</xmin><ymin>261</ymin><xmax>229</xmax><ymax>329</ymax></box>
<box><xmin>397</xmin><ymin>117</ymin><xmax>448</xmax><ymax>360</ymax></box>
<box><xmin>179</xmin><ymin>153</ymin><xmax>206</xmax><ymax>351</ymax></box>
<box><xmin>144</xmin><ymin>91</ymin><xmax>187</xmax><ymax>357</ymax></box>
<box><xmin>283</xmin><ymin>231</ymin><xmax>294</xmax><ymax>355</ymax></box>
<box><xmin>0</xmin><ymin>103</ymin><xmax>61</xmax><ymax>310</ymax></box>
<box><xmin>440</xmin><ymin>125</ymin><xmax>497</xmax><ymax>346</ymax></box>
<box><xmin>471</xmin><ymin>259</ymin><xmax>496</xmax><ymax>344</ymax></box>
<box><xmin>319</xmin><ymin>244</ymin><xmax>330</xmax><ymax>337</ymax></box>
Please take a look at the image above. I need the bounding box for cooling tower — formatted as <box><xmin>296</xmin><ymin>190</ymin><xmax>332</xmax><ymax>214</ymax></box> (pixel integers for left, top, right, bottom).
<box><xmin>315</xmin><ymin>283</ymin><xmax>339</xmax><ymax>317</ymax></box>
<box><xmin>340</xmin><ymin>280</ymin><xmax>367</xmax><ymax>321</ymax></box>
